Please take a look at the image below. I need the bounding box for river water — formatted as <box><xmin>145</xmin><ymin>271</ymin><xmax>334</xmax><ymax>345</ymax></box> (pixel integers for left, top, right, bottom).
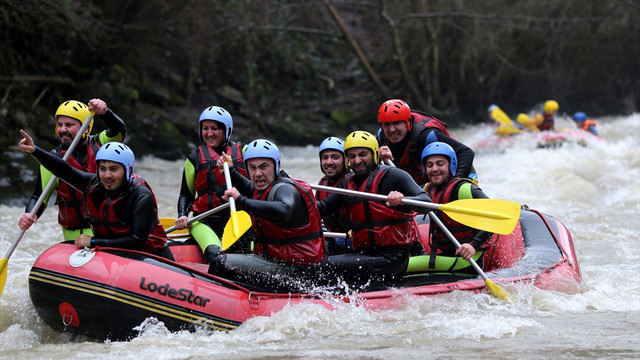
<box><xmin>1</xmin><ymin>115</ymin><xmax>639</xmax><ymax>359</ymax></box>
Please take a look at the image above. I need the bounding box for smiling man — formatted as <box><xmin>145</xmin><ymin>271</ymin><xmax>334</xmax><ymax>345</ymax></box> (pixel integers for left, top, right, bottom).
<box><xmin>376</xmin><ymin>99</ymin><xmax>477</xmax><ymax>186</ymax></box>
<box><xmin>316</xmin><ymin>131</ymin><xmax>432</xmax><ymax>285</ymax></box>
<box><xmin>18</xmin><ymin>132</ymin><xmax>168</xmax><ymax>256</ymax></box>
<box><xmin>421</xmin><ymin>142</ymin><xmax>492</xmax><ymax>264</ymax></box>
<box><xmin>18</xmin><ymin>99</ymin><xmax>127</xmax><ymax>240</ymax></box>
<box><xmin>316</xmin><ymin>136</ymin><xmax>351</xmax><ymax>254</ymax></box>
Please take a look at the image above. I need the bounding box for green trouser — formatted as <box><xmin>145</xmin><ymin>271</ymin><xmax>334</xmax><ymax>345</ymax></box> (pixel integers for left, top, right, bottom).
<box><xmin>406</xmin><ymin>251</ymin><xmax>483</xmax><ymax>273</ymax></box>
<box><xmin>189</xmin><ymin>220</ymin><xmax>222</xmax><ymax>252</ymax></box>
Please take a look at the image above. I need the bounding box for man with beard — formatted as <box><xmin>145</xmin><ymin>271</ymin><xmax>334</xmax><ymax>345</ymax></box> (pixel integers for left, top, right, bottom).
<box><xmin>18</xmin><ymin>99</ymin><xmax>127</xmax><ymax>240</ymax></box>
<box><xmin>316</xmin><ymin>131</ymin><xmax>431</xmax><ymax>286</ymax></box>
<box><xmin>376</xmin><ymin>99</ymin><xmax>477</xmax><ymax>186</ymax></box>
<box><xmin>316</xmin><ymin>136</ymin><xmax>352</xmax><ymax>254</ymax></box>
<box><xmin>413</xmin><ymin>142</ymin><xmax>492</xmax><ymax>273</ymax></box>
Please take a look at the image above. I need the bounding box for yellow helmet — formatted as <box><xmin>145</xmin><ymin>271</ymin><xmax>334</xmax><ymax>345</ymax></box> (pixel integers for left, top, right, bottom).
<box><xmin>516</xmin><ymin>113</ymin><xmax>529</xmax><ymax>125</ymax></box>
<box><xmin>344</xmin><ymin>130</ymin><xmax>379</xmax><ymax>166</ymax></box>
<box><xmin>54</xmin><ymin>100</ymin><xmax>93</xmax><ymax>137</ymax></box>
<box><xmin>544</xmin><ymin>100</ymin><xmax>559</xmax><ymax>114</ymax></box>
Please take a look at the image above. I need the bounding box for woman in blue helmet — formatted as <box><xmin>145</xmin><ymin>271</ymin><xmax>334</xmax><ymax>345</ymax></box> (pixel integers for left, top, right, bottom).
<box><xmin>213</xmin><ymin>139</ymin><xmax>326</xmax><ymax>290</ymax></box>
<box><xmin>18</xmin><ymin>131</ymin><xmax>167</xmax><ymax>256</ymax></box>
<box><xmin>174</xmin><ymin>106</ymin><xmax>249</xmax><ymax>263</ymax></box>
<box><xmin>408</xmin><ymin>142</ymin><xmax>493</xmax><ymax>273</ymax></box>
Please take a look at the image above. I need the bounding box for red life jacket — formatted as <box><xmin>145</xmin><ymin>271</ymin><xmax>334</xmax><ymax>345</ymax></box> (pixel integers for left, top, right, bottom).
<box><xmin>251</xmin><ymin>177</ymin><xmax>325</xmax><ymax>265</ymax></box>
<box><xmin>84</xmin><ymin>175</ymin><xmax>167</xmax><ymax>254</ymax></box>
<box><xmin>345</xmin><ymin>166</ymin><xmax>417</xmax><ymax>250</ymax></box>
<box><xmin>425</xmin><ymin>178</ymin><xmax>476</xmax><ymax>254</ymax></box>
<box><xmin>52</xmin><ymin>138</ymin><xmax>100</xmax><ymax>229</ymax></box>
<box><xmin>539</xmin><ymin>113</ymin><xmax>554</xmax><ymax>131</ymax></box>
<box><xmin>316</xmin><ymin>174</ymin><xmax>350</xmax><ymax>233</ymax></box>
<box><xmin>192</xmin><ymin>142</ymin><xmax>245</xmax><ymax>214</ymax></box>
<box><xmin>582</xmin><ymin>120</ymin><xmax>597</xmax><ymax>130</ymax></box>
<box><xmin>391</xmin><ymin>111</ymin><xmax>450</xmax><ymax>185</ymax></box>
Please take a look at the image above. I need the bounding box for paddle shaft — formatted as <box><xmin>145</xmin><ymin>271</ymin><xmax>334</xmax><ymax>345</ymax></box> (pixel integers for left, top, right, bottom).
<box><xmin>427</xmin><ymin>212</ymin><xmax>487</xmax><ymax>280</ymax></box>
<box><xmin>312</xmin><ymin>184</ymin><xmax>439</xmax><ymax>211</ymax></box>
<box><xmin>164</xmin><ymin>202</ymin><xmax>230</xmax><ymax>234</ymax></box>
<box><xmin>223</xmin><ymin>161</ymin><xmax>240</xmax><ymax>236</ymax></box>
<box><xmin>3</xmin><ymin>113</ymin><xmax>94</xmax><ymax>260</ymax></box>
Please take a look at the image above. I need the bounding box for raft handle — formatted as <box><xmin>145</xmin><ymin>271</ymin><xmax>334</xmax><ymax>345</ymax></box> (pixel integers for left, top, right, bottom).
<box><xmin>247</xmin><ymin>292</ymin><xmax>261</xmax><ymax>305</ymax></box>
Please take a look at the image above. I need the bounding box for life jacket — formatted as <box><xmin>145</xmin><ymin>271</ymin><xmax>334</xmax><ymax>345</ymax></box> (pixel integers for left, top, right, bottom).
<box><xmin>52</xmin><ymin>137</ymin><xmax>101</xmax><ymax>229</ymax></box>
<box><xmin>84</xmin><ymin>175</ymin><xmax>167</xmax><ymax>254</ymax></box>
<box><xmin>425</xmin><ymin>178</ymin><xmax>476</xmax><ymax>256</ymax></box>
<box><xmin>582</xmin><ymin>120</ymin><xmax>597</xmax><ymax>131</ymax></box>
<box><xmin>316</xmin><ymin>174</ymin><xmax>350</xmax><ymax>233</ymax></box>
<box><xmin>251</xmin><ymin>177</ymin><xmax>325</xmax><ymax>265</ymax></box>
<box><xmin>380</xmin><ymin>111</ymin><xmax>450</xmax><ymax>185</ymax></box>
<box><xmin>191</xmin><ymin>142</ymin><xmax>245</xmax><ymax>214</ymax></box>
<box><xmin>539</xmin><ymin>113</ymin><xmax>554</xmax><ymax>131</ymax></box>
<box><xmin>345</xmin><ymin>166</ymin><xmax>417</xmax><ymax>250</ymax></box>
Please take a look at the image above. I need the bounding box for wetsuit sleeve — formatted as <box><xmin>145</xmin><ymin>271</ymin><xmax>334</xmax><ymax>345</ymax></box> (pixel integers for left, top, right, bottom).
<box><xmin>177</xmin><ymin>156</ymin><xmax>197</xmax><ymax>216</ymax></box>
<box><xmin>236</xmin><ymin>182</ymin><xmax>308</xmax><ymax>227</ymax></box>
<box><xmin>229</xmin><ymin>166</ymin><xmax>255</xmax><ymax>195</ymax></box>
<box><xmin>96</xmin><ymin>109</ymin><xmax>127</xmax><ymax>144</ymax></box>
<box><xmin>425</xmin><ymin>129</ymin><xmax>475</xmax><ymax>179</ymax></box>
<box><xmin>30</xmin><ymin>147</ymin><xmax>94</xmax><ymax>193</ymax></box>
<box><xmin>378</xmin><ymin>167</ymin><xmax>432</xmax><ymax>213</ymax></box>
<box><xmin>91</xmin><ymin>187</ymin><xmax>156</xmax><ymax>250</ymax></box>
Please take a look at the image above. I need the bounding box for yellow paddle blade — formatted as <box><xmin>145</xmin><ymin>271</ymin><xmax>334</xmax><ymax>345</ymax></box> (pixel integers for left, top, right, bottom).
<box><xmin>485</xmin><ymin>278</ymin><xmax>514</xmax><ymax>301</ymax></box>
<box><xmin>159</xmin><ymin>217</ymin><xmax>190</xmax><ymax>239</ymax></box>
<box><xmin>230</xmin><ymin>211</ymin><xmax>240</xmax><ymax>237</ymax></box>
<box><xmin>222</xmin><ymin>210</ymin><xmax>252</xmax><ymax>250</ymax></box>
<box><xmin>495</xmin><ymin>125</ymin><xmax>522</xmax><ymax>136</ymax></box>
<box><xmin>0</xmin><ymin>257</ymin><xmax>8</xmax><ymax>298</ymax></box>
<box><xmin>490</xmin><ymin>106</ymin><xmax>513</xmax><ymax>127</ymax></box>
<box><xmin>440</xmin><ymin>198</ymin><xmax>521</xmax><ymax>235</ymax></box>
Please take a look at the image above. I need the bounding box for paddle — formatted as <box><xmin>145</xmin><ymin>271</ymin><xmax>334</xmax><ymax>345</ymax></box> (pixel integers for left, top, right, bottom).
<box><xmin>223</xmin><ymin>161</ymin><xmax>240</xmax><ymax>237</ymax></box>
<box><xmin>220</xmin><ymin>161</ymin><xmax>252</xmax><ymax>250</ymax></box>
<box><xmin>1</xmin><ymin>112</ymin><xmax>94</xmax><ymax>298</ymax></box>
<box><xmin>428</xmin><ymin>212</ymin><xmax>514</xmax><ymax>301</ymax></box>
<box><xmin>163</xmin><ymin>202</ymin><xmax>231</xmax><ymax>234</ymax></box>
<box><xmin>489</xmin><ymin>105</ymin><xmax>514</xmax><ymax>127</ymax></box>
<box><xmin>311</xmin><ymin>184</ymin><xmax>520</xmax><ymax>235</ymax></box>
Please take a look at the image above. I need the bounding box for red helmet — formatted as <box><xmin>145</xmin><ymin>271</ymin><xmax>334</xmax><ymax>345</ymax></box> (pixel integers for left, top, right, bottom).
<box><xmin>377</xmin><ymin>99</ymin><xmax>412</xmax><ymax>131</ymax></box>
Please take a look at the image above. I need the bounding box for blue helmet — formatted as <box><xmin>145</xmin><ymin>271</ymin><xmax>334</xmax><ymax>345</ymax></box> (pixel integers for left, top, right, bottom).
<box><xmin>573</xmin><ymin>112</ymin><xmax>587</xmax><ymax>121</ymax></box>
<box><xmin>244</xmin><ymin>139</ymin><xmax>281</xmax><ymax>174</ymax></box>
<box><xmin>421</xmin><ymin>142</ymin><xmax>457</xmax><ymax>178</ymax></box>
<box><xmin>199</xmin><ymin>106</ymin><xmax>233</xmax><ymax>142</ymax></box>
<box><xmin>95</xmin><ymin>142</ymin><xmax>135</xmax><ymax>181</ymax></box>
<box><xmin>319</xmin><ymin>136</ymin><xmax>344</xmax><ymax>156</ymax></box>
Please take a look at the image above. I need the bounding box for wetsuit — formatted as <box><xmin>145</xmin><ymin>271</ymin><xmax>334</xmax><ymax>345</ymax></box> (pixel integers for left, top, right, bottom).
<box><xmin>316</xmin><ymin>164</ymin><xmax>431</xmax><ymax>285</ymax></box>
<box><xmin>408</xmin><ymin>177</ymin><xmax>492</xmax><ymax>273</ymax></box>
<box><xmin>377</xmin><ymin>112</ymin><xmax>476</xmax><ymax>184</ymax></box>
<box><xmin>24</xmin><ymin>109</ymin><xmax>127</xmax><ymax>240</ymax></box>
<box><xmin>177</xmin><ymin>141</ymin><xmax>247</xmax><ymax>253</ymax></box>
<box><xmin>316</xmin><ymin>172</ymin><xmax>352</xmax><ymax>254</ymax></box>
<box><xmin>210</xmin><ymin>168</ymin><xmax>326</xmax><ymax>291</ymax></box>
<box><xmin>28</xmin><ymin>147</ymin><xmax>167</xmax><ymax>255</ymax></box>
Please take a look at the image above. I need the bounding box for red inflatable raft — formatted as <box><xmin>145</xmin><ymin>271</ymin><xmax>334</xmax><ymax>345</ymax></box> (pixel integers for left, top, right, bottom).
<box><xmin>28</xmin><ymin>208</ymin><xmax>581</xmax><ymax>341</ymax></box>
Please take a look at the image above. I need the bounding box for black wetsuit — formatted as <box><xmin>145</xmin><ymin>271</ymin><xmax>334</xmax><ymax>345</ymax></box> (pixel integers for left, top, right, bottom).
<box><xmin>29</xmin><ymin>147</ymin><xmax>160</xmax><ymax>251</ymax></box>
<box><xmin>316</xmin><ymin>165</ymin><xmax>432</xmax><ymax>286</ymax></box>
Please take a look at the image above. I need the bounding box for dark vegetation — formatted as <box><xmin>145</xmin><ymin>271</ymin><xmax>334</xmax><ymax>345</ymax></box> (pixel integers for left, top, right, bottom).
<box><xmin>1</xmin><ymin>0</ymin><xmax>638</xmax><ymax>200</ymax></box>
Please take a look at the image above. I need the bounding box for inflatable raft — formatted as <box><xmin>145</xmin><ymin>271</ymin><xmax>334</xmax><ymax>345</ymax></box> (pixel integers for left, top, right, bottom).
<box><xmin>474</xmin><ymin>128</ymin><xmax>602</xmax><ymax>152</ymax></box>
<box><xmin>28</xmin><ymin>207</ymin><xmax>581</xmax><ymax>341</ymax></box>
